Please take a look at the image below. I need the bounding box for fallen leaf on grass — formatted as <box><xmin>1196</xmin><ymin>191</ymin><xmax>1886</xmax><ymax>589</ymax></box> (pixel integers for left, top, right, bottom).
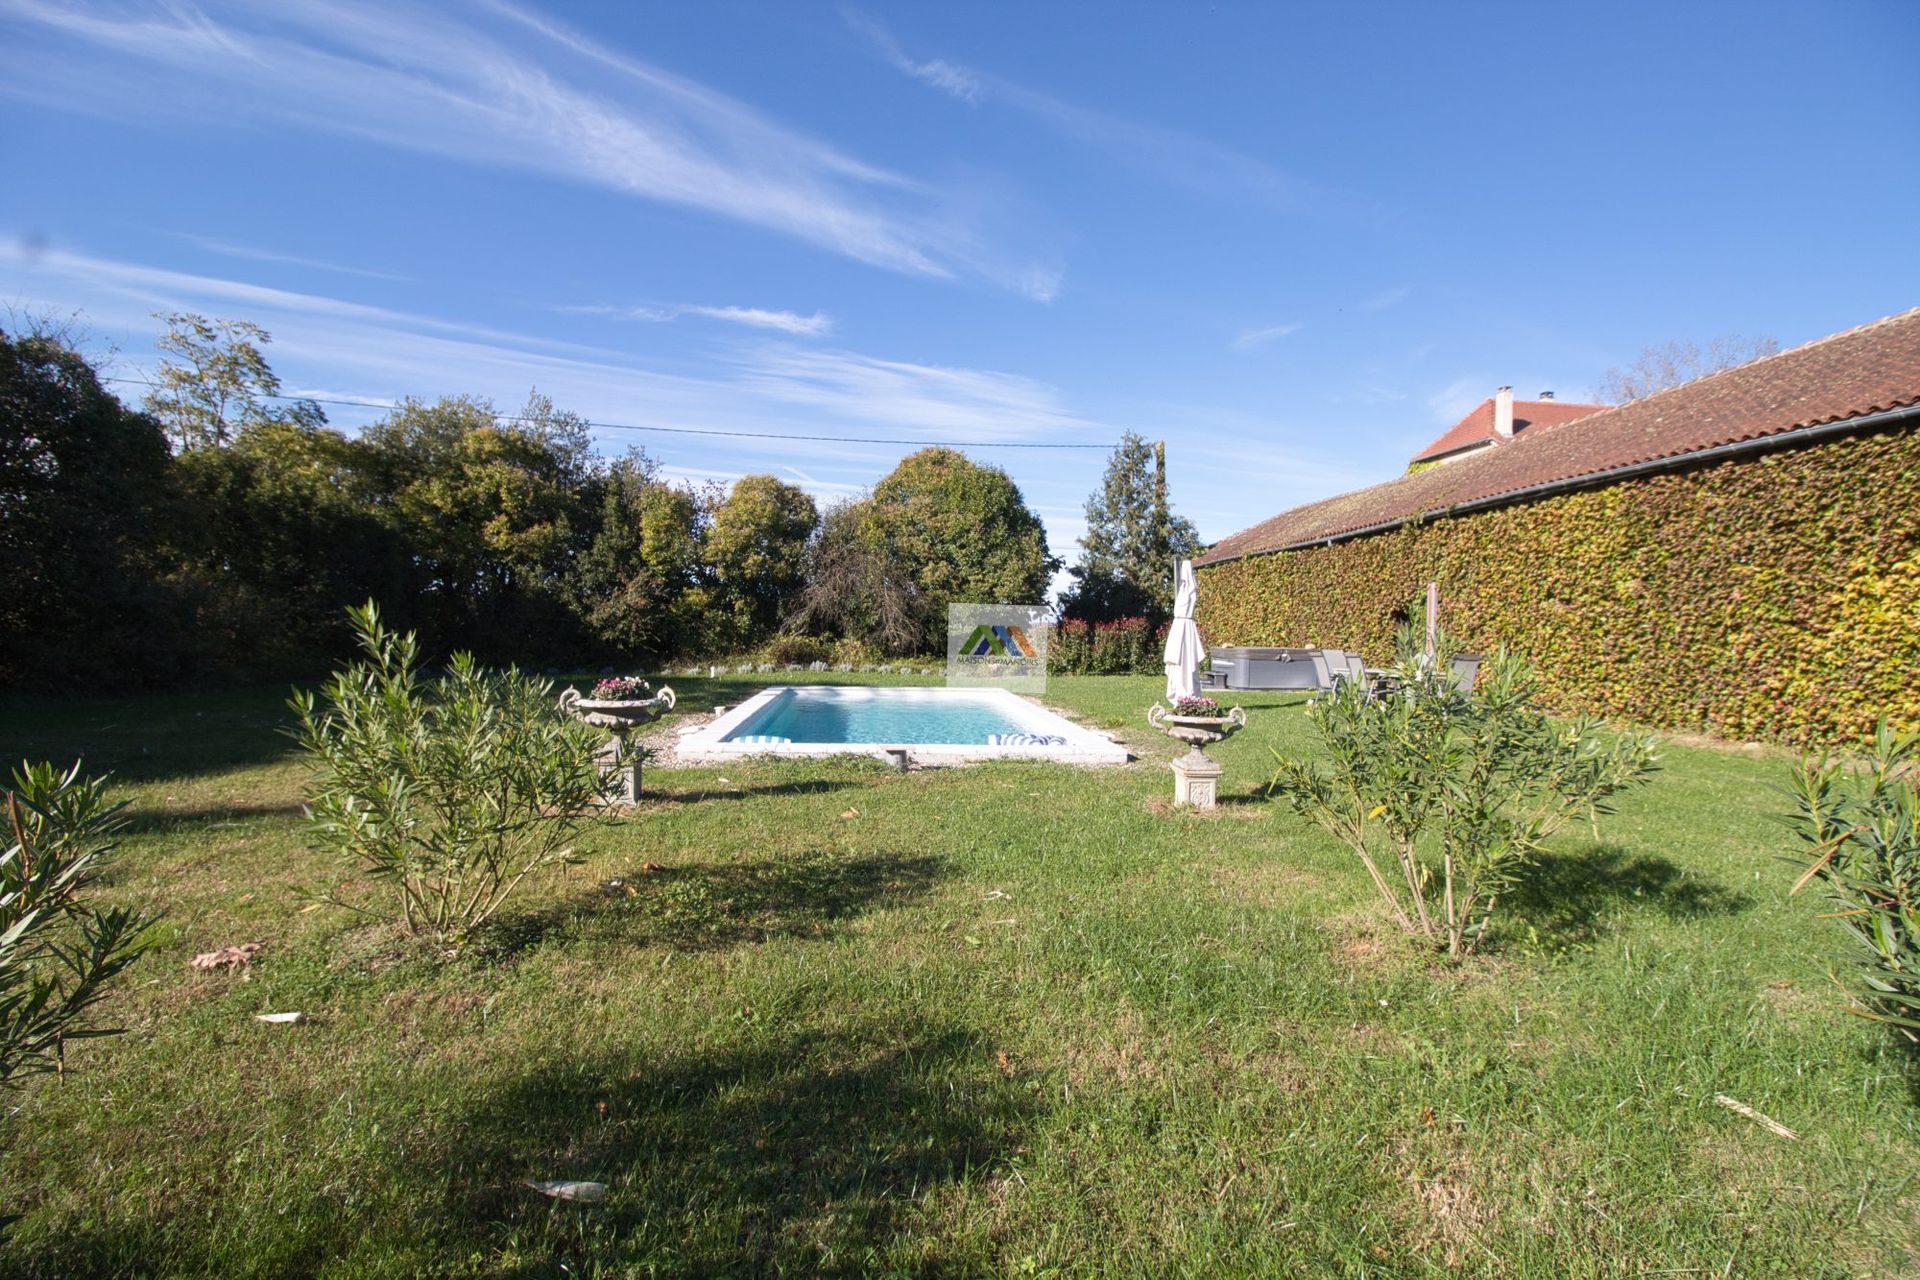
<box><xmin>254</xmin><ymin>1011</ymin><xmax>306</xmax><ymax>1025</ymax></box>
<box><xmin>191</xmin><ymin>942</ymin><xmax>264</xmax><ymax>971</ymax></box>
<box><xmin>840</xmin><ymin>807</ymin><xmax>860</xmax><ymax>819</ymax></box>
<box><xmin>297</xmin><ymin>903</ymin><xmax>323</xmax><ymax>915</ymax></box>
<box><xmin>996</xmin><ymin>1050</ymin><xmax>1014</xmax><ymax>1077</ymax></box>
<box><xmin>525</xmin><ymin>1180</ymin><xmax>607</xmax><ymax>1203</ymax></box>
<box><xmin>641</xmin><ymin>861</ymin><xmax>666</xmax><ymax>874</ymax></box>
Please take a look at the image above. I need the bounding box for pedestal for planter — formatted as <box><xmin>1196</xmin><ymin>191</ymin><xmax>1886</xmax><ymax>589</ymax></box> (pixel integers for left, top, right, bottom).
<box><xmin>1147</xmin><ymin>704</ymin><xmax>1247</xmax><ymax>811</ymax></box>
<box><xmin>559</xmin><ymin>684</ymin><xmax>677</xmax><ymax>803</ymax></box>
<box><xmin>1169</xmin><ymin>747</ymin><xmax>1224</xmax><ymax>809</ymax></box>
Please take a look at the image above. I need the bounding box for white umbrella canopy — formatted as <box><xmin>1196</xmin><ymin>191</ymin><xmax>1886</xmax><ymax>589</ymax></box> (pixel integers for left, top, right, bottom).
<box><xmin>1162</xmin><ymin>558</ymin><xmax>1202</xmax><ymax>701</ymax></box>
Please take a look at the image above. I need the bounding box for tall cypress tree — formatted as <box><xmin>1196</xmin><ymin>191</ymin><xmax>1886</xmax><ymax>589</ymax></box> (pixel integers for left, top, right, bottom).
<box><xmin>1062</xmin><ymin>432</ymin><xmax>1200</xmax><ymax>622</ymax></box>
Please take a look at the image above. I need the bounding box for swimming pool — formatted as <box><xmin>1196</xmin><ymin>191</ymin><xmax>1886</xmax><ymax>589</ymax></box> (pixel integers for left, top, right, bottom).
<box><xmin>677</xmin><ymin>686</ymin><xmax>1129</xmax><ymax>765</ymax></box>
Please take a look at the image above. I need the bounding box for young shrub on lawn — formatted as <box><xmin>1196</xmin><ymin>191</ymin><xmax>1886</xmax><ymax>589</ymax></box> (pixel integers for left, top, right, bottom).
<box><xmin>1783</xmin><ymin>722</ymin><xmax>1920</xmax><ymax>1045</ymax></box>
<box><xmin>291</xmin><ymin>603</ymin><xmax>611</xmax><ymax>947</ymax></box>
<box><xmin>1267</xmin><ymin>634</ymin><xmax>1658</xmax><ymax>957</ymax></box>
<box><xmin>1</xmin><ymin>762</ymin><xmax>154</xmax><ymax>1089</ymax></box>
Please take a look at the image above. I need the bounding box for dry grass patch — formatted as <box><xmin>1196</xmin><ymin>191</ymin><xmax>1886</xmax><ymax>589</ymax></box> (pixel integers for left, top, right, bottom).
<box><xmin>1385</xmin><ymin>1132</ymin><xmax>1498</xmax><ymax>1268</ymax></box>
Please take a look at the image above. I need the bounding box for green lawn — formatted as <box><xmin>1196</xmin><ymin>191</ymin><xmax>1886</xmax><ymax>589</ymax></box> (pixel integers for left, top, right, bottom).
<box><xmin>1</xmin><ymin>674</ymin><xmax>1915</xmax><ymax>1277</ymax></box>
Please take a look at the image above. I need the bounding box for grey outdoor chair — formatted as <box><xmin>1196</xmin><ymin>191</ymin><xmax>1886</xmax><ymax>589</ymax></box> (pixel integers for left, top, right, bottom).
<box><xmin>1321</xmin><ymin>649</ymin><xmax>1368</xmax><ymax>690</ymax></box>
<box><xmin>1449</xmin><ymin>653</ymin><xmax>1483</xmax><ymax>693</ymax></box>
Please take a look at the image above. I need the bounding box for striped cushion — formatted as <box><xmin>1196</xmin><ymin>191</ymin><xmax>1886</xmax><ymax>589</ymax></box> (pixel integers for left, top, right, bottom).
<box><xmin>986</xmin><ymin>733</ymin><xmax>1066</xmax><ymax>747</ymax></box>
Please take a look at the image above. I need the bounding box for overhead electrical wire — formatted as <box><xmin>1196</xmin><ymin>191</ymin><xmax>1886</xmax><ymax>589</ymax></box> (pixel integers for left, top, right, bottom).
<box><xmin>103</xmin><ymin>376</ymin><xmax>1117</xmax><ymax>450</ymax></box>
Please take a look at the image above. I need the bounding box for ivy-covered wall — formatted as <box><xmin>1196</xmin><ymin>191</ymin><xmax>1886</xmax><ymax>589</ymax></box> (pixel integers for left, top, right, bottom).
<box><xmin>1197</xmin><ymin>425</ymin><xmax>1920</xmax><ymax>744</ymax></box>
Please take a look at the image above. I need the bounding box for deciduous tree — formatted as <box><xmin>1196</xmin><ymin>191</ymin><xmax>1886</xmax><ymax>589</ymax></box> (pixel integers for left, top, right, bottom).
<box><xmin>862</xmin><ymin>447</ymin><xmax>1055</xmax><ymax>643</ymax></box>
<box><xmin>706</xmin><ymin>474</ymin><xmax>818</xmax><ymax>648</ymax></box>
<box><xmin>142</xmin><ymin>312</ymin><xmax>321</xmax><ymax>451</ymax></box>
<box><xmin>786</xmin><ymin>498</ymin><xmax>932</xmax><ymax>655</ymax></box>
<box><xmin>1596</xmin><ymin>335</ymin><xmax>1780</xmax><ymax>403</ymax></box>
<box><xmin>564</xmin><ymin>452</ymin><xmax>713</xmax><ymax>660</ymax></box>
<box><xmin>0</xmin><ymin>329</ymin><xmax>177</xmax><ymax>684</ymax></box>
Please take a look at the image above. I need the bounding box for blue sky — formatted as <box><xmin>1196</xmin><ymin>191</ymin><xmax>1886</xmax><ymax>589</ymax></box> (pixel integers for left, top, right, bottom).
<box><xmin>3</xmin><ymin>1</ymin><xmax>1917</xmax><ymax>592</ymax></box>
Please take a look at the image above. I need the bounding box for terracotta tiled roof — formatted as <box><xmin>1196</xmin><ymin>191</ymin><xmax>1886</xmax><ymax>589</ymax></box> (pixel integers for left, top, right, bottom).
<box><xmin>1199</xmin><ymin>306</ymin><xmax>1920</xmax><ymax>565</ymax></box>
<box><xmin>1410</xmin><ymin>397</ymin><xmax>1607</xmax><ymax>463</ymax></box>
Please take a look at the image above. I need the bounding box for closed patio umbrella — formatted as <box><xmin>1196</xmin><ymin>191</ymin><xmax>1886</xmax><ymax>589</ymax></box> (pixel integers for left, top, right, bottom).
<box><xmin>1163</xmin><ymin>558</ymin><xmax>1202</xmax><ymax>701</ymax></box>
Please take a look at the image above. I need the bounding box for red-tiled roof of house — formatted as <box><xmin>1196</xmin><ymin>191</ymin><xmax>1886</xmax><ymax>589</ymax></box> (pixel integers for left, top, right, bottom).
<box><xmin>1198</xmin><ymin>306</ymin><xmax>1920</xmax><ymax>566</ymax></box>
<box><xmin>1410</xmin><ymin>396</ymin><xmax>1606</xmax><ymax>463</ymax></box>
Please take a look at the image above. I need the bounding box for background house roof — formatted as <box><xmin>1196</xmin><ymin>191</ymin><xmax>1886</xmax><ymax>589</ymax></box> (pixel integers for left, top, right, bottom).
<box><xmin>1199</xmin><ymin>306</ymin><xmax>1920</xmax><ymax>565</ymax></box>
<box><xmin>1410</xmin><ymin>396</ymin><xmax>1607</xmax><ymax>463</ymax></box>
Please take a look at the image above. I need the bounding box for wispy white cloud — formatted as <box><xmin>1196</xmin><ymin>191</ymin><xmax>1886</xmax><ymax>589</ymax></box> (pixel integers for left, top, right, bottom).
<box><xmin>678</xmin><ymin>305</ymin><xmax>834</xmax><ymax>337</ymax></box>
<box><xmin>845</xmin><ymin>10</ymin><xmax>981</xmax><ymax>102</ymax></box>
<box><xmin>558</xmin><ymin>304</ymin><xmax>680</xmax><ymax>323</ymax></box>
<box><xmin>1</xmin><ymin>241</ymin><xmax>1098</xmax><ymax>454</ymax></box>
<box><xmin>1361</xmin><ymin>284</ymin><xmax>1413</xmax><ymax>311</ymax></box>
<box><xmin>729</xmin><ymin>343</ymin><xmax>1094</xmax><ymax>441</ymax></box>
<box><xmin>1425</xmin><ymin>376</ymin><xmax>1488</xmax><ymax>425</ymax></box>
<box><xmin>1</xmin><ymin>0</ymin><xmax>1053</xmax><ymax>293</ymax></box>
<box><xmin>0</xmin><ymin>241</ymin><xmax>1113</xmax><ymax>589</ymax></box>
<box><xmin>563</xmin><ymin>301</ymin><xmax>834</xmax><ymax>336</ymax></box>
<box><xmin>1230</xmin><ymin>322</ymin><xmax>1303</xmax><ymax>352</ymax></box>
<box><xmin>844</xmin><ymin>9</ymin><xmax>1361</xmax><ymax>214</ymax></box>
<box><xmin>1323</xmin><ymin>382</ymin><xmax>1408</xmax><ymax>406</ymax></box>
<box><xmin>172</xmin><ymin>233</ymin><xmax>409</xmax><ymax>282</ymax></box>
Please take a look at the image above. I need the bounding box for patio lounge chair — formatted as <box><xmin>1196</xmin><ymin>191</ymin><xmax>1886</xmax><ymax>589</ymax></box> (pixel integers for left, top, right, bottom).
<box><xmin>1321</xmin><ymin>649</ymin><xmax>1368</xmax><ymax>689</ymax></box>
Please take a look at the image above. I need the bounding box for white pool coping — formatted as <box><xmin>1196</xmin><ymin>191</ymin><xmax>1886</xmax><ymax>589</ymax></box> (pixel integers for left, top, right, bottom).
<box><xmin>677</xmin><ymin>685</ymin><xmax>1130</xmax><ymax>766</ymax></box>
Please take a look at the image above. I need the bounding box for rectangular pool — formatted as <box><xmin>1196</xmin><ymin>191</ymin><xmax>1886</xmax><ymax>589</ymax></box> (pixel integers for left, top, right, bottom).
<box><xmin>677</xmin><ymin>686</ymin><xmax>1129</xmax><ymax>765</ymax></box>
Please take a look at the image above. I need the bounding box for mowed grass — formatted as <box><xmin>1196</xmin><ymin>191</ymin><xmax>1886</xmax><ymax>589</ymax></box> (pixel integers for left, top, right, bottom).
<box><xmin>1</xmin><ymin>673</ymin><xmax>1916</xmax><ymax>1277</ymax></box>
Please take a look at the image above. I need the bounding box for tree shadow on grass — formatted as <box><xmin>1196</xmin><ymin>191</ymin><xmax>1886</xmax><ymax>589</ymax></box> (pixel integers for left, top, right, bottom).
<box><xmin>477</xmin><ymin>850</ymin><xmax>948</xmax><ymax>960</ymax></box>
<box><xmin>426</xmin><ymin>1019</ymin><xmax>1028</xmax><ymax>1277</ymax></box>
<box><xmin>117</xmin><ymin>801</ymin><xmax>306</xmax><ymax>835</ymax></box>
<box><xmin>1</xmin><ymin>1020</ymin><xmax>1027</xmax><ymax>1279</ymax></box>
<box><xmin>0</xmin><ymin>688</ymin><xmax>301</xmax><ymax>786</ymax></box>
<box><xmin>647</xmin><ymin>777</ymin><xmax>864</xmax><ymax>806</ymax></box>
<box><xmin>1503</xmin><ymin>843</ymin><xmax>1751</xmax><ymax>950</ymax></box>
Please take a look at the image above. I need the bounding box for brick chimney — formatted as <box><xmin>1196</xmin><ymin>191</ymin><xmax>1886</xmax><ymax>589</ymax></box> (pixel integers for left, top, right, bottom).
<box><xmin>1493</xmin><ymin>386</ymin><xmax>1515</xmax><ymax>438</ymax></box>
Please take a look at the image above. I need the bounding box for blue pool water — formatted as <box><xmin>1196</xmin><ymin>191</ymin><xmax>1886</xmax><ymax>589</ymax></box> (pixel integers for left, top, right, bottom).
<box><xmin>726</xmin><ymin>688</ymin><xmax>1030</xmax><ymax>745</ymax></box>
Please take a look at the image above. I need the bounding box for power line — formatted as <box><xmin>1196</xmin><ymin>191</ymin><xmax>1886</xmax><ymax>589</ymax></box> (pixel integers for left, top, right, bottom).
<box><xmin>104</xmin><ymin>376</ymin><xmax>1117</xmax><ymax>450</ymax></box>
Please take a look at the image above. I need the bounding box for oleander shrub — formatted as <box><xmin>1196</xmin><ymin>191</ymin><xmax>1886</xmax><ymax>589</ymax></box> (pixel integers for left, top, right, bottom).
<box><xmin>1198</xmin><ymin>426</ymin><xmax>1920</xmax><ymax>743</ymax></box>
<box><xmin>1050</xmin><ymin>616</ymin><xmax>1165</xmax><ymax>676</ymax></box>
<box><xmin>291</xmin><ymin>603</ymin><xmax>611</xmax><ymax>947</ymax></box>
<box><xmin>1267</xmin><ymin>630</ymin><xmax>1659</xmax><ymax>956</ymax></box>
<box><xmin>1783</xmin><ymin>722</ymin><xmax>1920</xmax><ymax>1045</ymax></box>
<box><xmin>1</xmin><ymin>762</ymin><xmax>154</xmax><ymax>1091</ymax></box>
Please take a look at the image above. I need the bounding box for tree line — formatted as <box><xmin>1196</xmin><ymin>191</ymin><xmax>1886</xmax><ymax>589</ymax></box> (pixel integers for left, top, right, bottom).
<box><xmin>3</xmin><ymin>315</ymin><xmax>1203</xmax><ymax>688</ymax></box>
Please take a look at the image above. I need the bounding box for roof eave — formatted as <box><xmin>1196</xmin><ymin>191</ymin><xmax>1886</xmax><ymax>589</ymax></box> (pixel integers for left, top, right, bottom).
<box><xmin>1197</xmin><ymin>402</ymin><xmax>1920</xmax><ymax>568</ymax></box>
<box><xmin>1409</xmin><ymin>438</ymin><xmax>1492</xmax><ymax>465</ymax></box>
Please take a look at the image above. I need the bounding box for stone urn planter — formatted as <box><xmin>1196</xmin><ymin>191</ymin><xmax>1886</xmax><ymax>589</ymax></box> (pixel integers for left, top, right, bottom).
<box><xmin>559</xmin><ymin>681</ymin><xmax>677</xmax><ymax>803</ymax></box>
<box><xmin>1147</xmin><ymin>702</ymin><xmax>1248</xmax><ymax>810</ymax></box>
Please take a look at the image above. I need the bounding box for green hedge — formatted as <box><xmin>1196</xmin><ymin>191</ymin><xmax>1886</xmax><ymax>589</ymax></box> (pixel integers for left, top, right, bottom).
<box><xmin>1049</xmin><ymin>617</ymin><xmax>1165</xmax><ymax>675</ymax></box>
<box><xmin>1197</xmin><ymin>425</ymin><xmax>1920</xmax><ymax>744</ymax></box>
